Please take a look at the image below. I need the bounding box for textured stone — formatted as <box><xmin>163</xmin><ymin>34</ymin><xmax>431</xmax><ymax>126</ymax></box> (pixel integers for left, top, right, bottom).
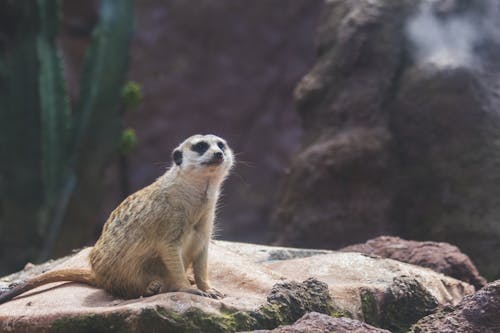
<box><xmin>342</xmin><ymin>236</ymin><xmax>487</xmax><ymax>289</ymax></box>
<box><xmin>245</xmin><ymin>312</ymin><xmax>391</xmax><ymax>333</ymax></box>
<box><xmin>265</xmin><ymin>250</ymin><xmax>473</xmax><ymax>332</ymax></box>
<box><xmin>0</xmin><ymin>241</ymin><xmax>473</xmax><ymax>332</ymax></box>
<box><xmin>409</xmin><ymin>280</ymin><xmax>500</xmax><ymax>333</ymax></box>
<box><xmin>271</xmin><ymin>0</ymin><xmax>500</xmax><ymax>280</ymax></box>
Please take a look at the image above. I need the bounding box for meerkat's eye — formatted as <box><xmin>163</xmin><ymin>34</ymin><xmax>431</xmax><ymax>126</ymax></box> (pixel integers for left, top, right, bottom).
<box><xmin>217</xmin><ymin>141</ymin><xmax>225</xmax><ymax>150</ymax></box>
<box><xmin>191</xmin><ymin>141</ymin><xmax>209</xmax><ymax>155</ymax></box>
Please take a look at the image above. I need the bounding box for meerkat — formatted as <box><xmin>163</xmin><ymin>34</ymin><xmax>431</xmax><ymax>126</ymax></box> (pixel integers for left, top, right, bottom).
<box><xmin>0</xmin><ymin>134</ymin><xmax>234</xmax><ymax>304</ymax></box>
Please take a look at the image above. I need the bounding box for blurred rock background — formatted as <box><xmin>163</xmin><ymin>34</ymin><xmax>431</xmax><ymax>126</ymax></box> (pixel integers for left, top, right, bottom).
<box><xmin>271</xmin><ymin>0</ymin><xmax>500</xmax><ymax>280</ymax></box>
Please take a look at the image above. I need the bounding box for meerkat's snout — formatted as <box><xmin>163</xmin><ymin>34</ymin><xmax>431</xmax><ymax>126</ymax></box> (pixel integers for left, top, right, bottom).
<box><xmin>204</xmin><ymin>151</ymin><xmax>224</xmax><ymax>166</ymax></box>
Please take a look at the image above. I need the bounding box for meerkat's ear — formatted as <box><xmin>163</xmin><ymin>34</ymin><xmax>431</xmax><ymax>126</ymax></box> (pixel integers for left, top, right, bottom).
<box><xmin>172</xmin><ymin>149</ymin><xmax>183</xmax><ymax>165</ymax></box>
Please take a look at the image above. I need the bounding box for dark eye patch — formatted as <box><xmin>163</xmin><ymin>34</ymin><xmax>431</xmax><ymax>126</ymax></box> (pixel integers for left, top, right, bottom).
<box><xmin>217</xmin><ymin>141</ymin><xmax>225</xmax><ymax>150</ymax></box>
<box><xmin>191</xmin><ymin>141</ymin><xmax>209</xmax><ymax>155</ymax></box>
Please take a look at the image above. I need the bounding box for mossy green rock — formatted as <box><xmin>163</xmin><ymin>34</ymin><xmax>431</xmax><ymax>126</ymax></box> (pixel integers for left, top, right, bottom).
<box><xmin>0</xmin><ymin>241</ymin><xmax>473</xmax><ymax>332</ymax></box>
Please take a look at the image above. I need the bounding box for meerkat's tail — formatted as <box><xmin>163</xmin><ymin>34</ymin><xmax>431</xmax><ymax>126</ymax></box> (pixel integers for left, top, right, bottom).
<box><xmin>0</xmin><ymin>268</ymin><xmax>95</xmax><ymax>305</ymax></box>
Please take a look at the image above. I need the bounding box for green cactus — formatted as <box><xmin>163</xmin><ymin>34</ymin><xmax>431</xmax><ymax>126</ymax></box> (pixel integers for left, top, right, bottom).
<box><xmin>119</xmin><ymin>128</ymin><xmax>138</xmax><ymax>155</ymax></box>
<box><xmin>0</xmin><ymin>0</ymin><xmax>134</xmax><ymax>272</ymax></box>
<box><xmin>37</xmin><ymin>0</ymin><xmax>73</xmax><ymax>242</ymax></box>
<box><xmin>121</xmin><ymin>81</ymin><xmax>144</xmax><ymax>112</ymax></box>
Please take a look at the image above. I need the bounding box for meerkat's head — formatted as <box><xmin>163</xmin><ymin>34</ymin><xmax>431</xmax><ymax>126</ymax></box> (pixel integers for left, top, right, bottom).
<box><xmin>171</xmin><ymin>134</ymin><xmax>234</xmax><ymax>178</ymax></box>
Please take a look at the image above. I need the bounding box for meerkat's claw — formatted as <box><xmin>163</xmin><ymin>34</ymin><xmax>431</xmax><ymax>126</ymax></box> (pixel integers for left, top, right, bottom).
<box><xmin>179</xmin><ymin>287</ymin><xmax>217</xmax><ymax>299</ymax></box>
<box><xmin>8</xmin><ymin>281</ymin><xmax>20</xmax><ymax>289</ymax></box>
<box><xmin>206</xmin><ymin>288</ymin><xmax>224</xmax><ymax>299</ymax></box>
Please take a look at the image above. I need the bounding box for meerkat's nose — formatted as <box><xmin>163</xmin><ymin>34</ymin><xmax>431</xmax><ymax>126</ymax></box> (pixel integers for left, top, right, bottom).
<box><xmin>213</xmin><ymin>152</ymin><xmax>223</xmax><ymax>160</ymax></box>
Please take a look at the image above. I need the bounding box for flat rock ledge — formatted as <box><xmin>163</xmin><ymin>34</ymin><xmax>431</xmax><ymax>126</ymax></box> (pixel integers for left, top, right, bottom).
<box><xmin>0</xmin><ymin>241</ymin><xmax>474</xmax><ymax>333</ymax></box>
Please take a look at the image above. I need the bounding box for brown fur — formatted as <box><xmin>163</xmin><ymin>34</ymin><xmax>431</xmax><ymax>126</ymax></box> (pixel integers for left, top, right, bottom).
<box><xmin>0</xmin><ymin>269</ymin><xmax>94</xmax><ymax>304</ymax></box>
<box><xmin>0</xmin><ymin>134</ymin><xmax>233</xmax><ymax>303</ymax></box>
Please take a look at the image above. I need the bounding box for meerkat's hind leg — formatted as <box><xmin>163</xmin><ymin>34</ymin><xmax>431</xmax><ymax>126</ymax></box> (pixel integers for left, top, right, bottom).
<box><xmin>139</xmin><ymin>254</ymin><xmax>169</xmax><ymax>297</ymax></box>
<box><xmin>144</xmin><ymin>279</ymin><xmax>164</xmax><ymax>297</ymax></box>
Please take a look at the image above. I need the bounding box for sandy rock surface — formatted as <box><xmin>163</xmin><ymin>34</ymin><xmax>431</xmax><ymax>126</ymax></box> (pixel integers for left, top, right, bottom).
<box><xmin>0</xmin><ymin>241</ymin><xmax>474</xmax><ymax>332</ymax></box>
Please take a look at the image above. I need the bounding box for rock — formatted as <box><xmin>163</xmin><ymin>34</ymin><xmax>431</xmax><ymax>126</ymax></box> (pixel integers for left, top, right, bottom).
<box><xmin>408</xmin><ymin>280</ymin><xmax>500</xmax><ymax>333</ymax></box>
<box><xmin>270</xmin><ymin>0</ymin><xmax>413</xmax><ymax>250</ymax></box>
<box><xmin>244</xmin><ymin>312</ymin><xmax>391</xmax><ymax>333</ymax></box>
<box><xmin>341</xmin><ymin>236</ymin><xmax>487</xmax><ymax>290</ymax></box>
<box><xmin>271</xmin><ymin>0</ymin><xmax>500</xmax><ymax>280</ymax></box>
<box><xmin>0</xmin><ymin>241</ymin><xmax>473</xmax><ymax>333</ymax></box>
<box><xmin>266</xmin><ymin>251</ymin><xmax>459</xmax><ymax>333</ymax></box>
